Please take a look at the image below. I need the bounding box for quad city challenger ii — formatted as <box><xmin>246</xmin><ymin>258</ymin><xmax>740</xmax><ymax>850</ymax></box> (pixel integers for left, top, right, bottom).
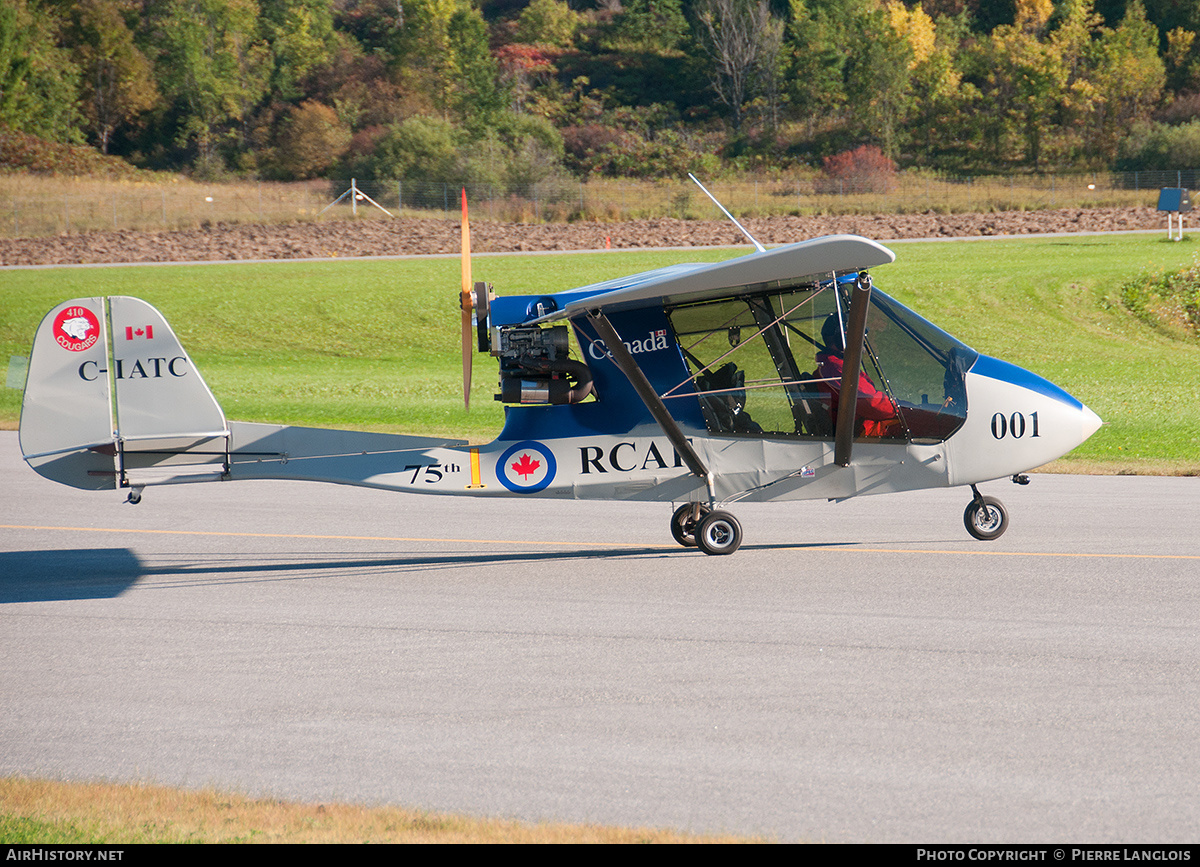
<box><xmin>19</xmin><ymin>190</ymin><xmax>1101</xmax><ymax>555</ymax></box>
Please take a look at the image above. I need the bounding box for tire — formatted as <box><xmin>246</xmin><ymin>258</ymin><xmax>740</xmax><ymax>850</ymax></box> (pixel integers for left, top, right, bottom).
<box><xmin>670</xmin><ymin>503</ymin><xmax>709</xmax><ymax>547</ymax></box>
<box><xmin>964</xmin><ymin>495</ymin><xmax>1008</xmax><ymax>541</ymax></box>
<box><xmin>696</xmin><ymin>511</ymin><xmax>743</xmax><ymax>555</ymax></box>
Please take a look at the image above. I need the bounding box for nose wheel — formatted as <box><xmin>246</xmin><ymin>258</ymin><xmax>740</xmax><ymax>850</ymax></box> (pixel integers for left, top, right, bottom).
<box><xmin>964</xmin><ymin>485</ymin><xmax>1008</xmax><ymax>540</ymax></box>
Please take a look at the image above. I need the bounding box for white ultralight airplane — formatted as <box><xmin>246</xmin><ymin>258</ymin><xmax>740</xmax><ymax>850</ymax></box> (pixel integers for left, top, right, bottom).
<box><xmin>18</xmin><ymin>194</ymin><xmax>1102</xmax><ymax>554</ymax></box>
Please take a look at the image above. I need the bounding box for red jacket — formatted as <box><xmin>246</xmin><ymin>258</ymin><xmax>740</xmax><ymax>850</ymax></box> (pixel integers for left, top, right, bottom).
<box><xmin>816</xmin><ymin>352</ymin><xmax>902</xmax><ymax>438</ymax></box>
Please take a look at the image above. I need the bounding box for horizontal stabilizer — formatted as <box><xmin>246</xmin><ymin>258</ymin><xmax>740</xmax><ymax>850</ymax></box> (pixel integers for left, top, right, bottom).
<box><xmin>224</xmin><ymin>421</ymin><xmax>467</xmax><ymax>485</ymax></box>
<box><xmin>227</xmin><ymin>421</ymin><xmax>466</xmax><ymax>460</ymax></box>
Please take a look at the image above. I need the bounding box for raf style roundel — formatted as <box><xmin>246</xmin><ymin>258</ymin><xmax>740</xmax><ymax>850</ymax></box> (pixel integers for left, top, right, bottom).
<box><xmin>497</xmin><ymin>440</ymin><xmax>557</xmax><ymax>494</ymax></box>
<box><xmin>52</xmin><ymin>305</ymin><xmax>101</xmax><ymax>352</ymax></box>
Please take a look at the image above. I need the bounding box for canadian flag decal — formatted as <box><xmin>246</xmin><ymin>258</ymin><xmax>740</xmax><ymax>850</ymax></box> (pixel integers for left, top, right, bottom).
<box><xmin>125</xmin><ymin>325</ymin><xmax>155</xmax><ymax>340</ymax></box>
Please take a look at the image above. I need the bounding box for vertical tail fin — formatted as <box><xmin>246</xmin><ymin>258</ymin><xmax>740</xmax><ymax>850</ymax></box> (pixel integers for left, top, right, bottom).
<box><xmin>20</xmin><ymin>297</ymin><xmax>228</xmax><ymax>491</ymax></box>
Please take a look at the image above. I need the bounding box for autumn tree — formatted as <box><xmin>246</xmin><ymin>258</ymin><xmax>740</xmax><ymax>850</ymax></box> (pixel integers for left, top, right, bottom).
<box><xmin>781</xmin><ymin>0</ymin><xmax>852</xmax><ymax>129</ymax></box>
<box><xmin>66</xmin><ymin>0</ymin><xmax>158</xmax><ymax>154</ymax></box>
<box><xmin>514</xmin><ymin>0</ymin><xmax>582</xmax><ymax>49</ymax></box>
<box><xmin>447</xmin><ymin>1</ymin><xmax>506</xmax><ymax>131</ymax></box>
<box><xmin>694</xmin><ymin>0</ymin><xmax>784</xmax><ymax>134</ymax></box>
<box><xmin>271</xmin><ymin>99</ymin><xmax>351</xmax><ymax>178</ymax></box>
<box><xmin>1085</xmin><ymin>0</ymin><xmax>1164</xmax><ymax>160</ymax></box>
<box><xmin>844</xmin><ymin>5</ymin><xmax>916</xmax><ymax>158</ymax></box>
<box><xmin>903</xmin><ymin>5</ymin><xmax>978</xmax><ymax>160</ymax></box>
<box><xmin>972</xmin><ymin>0</ymin><xmax>1068</xmax><ymax>165</ymax></box>
<box><xmin>145</xmin><ymin>0</ymin><xmax>271</xmax><ymax>173</ymax></box>
<box><xmin>0</xmin><ymin>0</ymin><xmax>83</xmax><ymax>143</ymax></box>
<box><xmin>259</xmin><ymin>0</ymin><xmax>340</xmax><ymax>101</ymax></box>
<box><xmin>601</xmin><ymin>0</ymin><xmax>689</xmax><ymax>55</ymax></box>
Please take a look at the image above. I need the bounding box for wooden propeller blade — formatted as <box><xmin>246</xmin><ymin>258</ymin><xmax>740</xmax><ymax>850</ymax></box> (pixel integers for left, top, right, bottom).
<box><xmin>461</xmin><ymin>188</ymin><xmax>472</xmax><ymax>410</ymax></box>
<box><xmin>461</xmin><ymin>300</ymin><xmax>472</xmax><ymax>411</ymax></box>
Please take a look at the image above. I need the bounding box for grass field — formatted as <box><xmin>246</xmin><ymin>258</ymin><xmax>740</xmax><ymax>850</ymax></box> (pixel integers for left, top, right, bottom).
<box><xmin>0</xmin><ymin>777</ymin><xmax>754</xmax><ymax>843</ymax></box>
<box><xmin>2</xmin><ymin>233</ymin><xmax>1198</xmax><ymax>473</ymax></box>
<box><xmin>0</xmin><ymin>171</ymin><xmax>1156</xmax><ymax>237</ymax></box>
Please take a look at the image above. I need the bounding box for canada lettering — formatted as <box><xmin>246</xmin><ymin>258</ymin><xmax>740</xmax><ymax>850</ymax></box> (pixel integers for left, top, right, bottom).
<box><xmin>587</xmin><ymin>329</ymin><xmax>670</xmax><ymax>361</ymax></box>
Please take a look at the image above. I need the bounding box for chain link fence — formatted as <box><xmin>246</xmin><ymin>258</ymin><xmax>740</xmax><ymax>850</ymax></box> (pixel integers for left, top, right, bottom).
<box><xmin>3</xmin><ymin>170</ymin><xmax>1197</xmax><ymax>239</ymax></box>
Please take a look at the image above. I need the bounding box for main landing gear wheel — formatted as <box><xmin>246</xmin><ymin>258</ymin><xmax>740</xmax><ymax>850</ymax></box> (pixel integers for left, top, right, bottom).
<box><xmin>964</xmin><ymin>493</ymin><xmax>1008</xmax><ymax>541</ymax></box>
<box><xmin>696</xmin><ymin>511</ymin><xmax>743</xmax><ymax>556</ymax></box>
<box><xmin>670</xmin><ymin>503</ymin><xmax>710</xmax><ymax>547</ymax></box>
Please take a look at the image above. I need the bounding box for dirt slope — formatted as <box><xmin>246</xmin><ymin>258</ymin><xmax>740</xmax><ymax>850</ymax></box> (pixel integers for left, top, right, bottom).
<box><xmin>0</xmin><ymin>206</ymin><xmax>1168</xmax><ymax>266</ymax></box>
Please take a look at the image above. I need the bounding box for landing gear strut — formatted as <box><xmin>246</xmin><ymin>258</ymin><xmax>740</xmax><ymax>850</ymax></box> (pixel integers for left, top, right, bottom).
<box><xmin>963</xmin><ymin>485</ymin><xmax>1007</xmax><ymax>541</ymax></box>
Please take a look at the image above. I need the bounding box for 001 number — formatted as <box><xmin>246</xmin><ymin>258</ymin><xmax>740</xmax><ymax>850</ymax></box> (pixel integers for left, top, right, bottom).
<box><xmin>991</xmin><ymin>411</ymin><xmax>1040</xmax><ymax>440</ymax></box>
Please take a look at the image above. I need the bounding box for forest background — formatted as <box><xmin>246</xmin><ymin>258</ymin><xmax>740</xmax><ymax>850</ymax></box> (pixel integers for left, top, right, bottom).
<box><xmin>4</xmin><ymin>0</ymin><xmax>1200</xmax><ymax>193</ymax></box>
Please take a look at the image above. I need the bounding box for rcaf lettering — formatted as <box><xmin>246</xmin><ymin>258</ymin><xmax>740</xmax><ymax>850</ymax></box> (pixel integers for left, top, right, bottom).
<box><xmin>79</xmin><ymin>356</ymin><xmax>189</xmax><ymax>381</ymax></box>
<box><xmin>588</xmin><ymin>329</ymin><xmax>670</xmax><ymax>361</ymax></box>
<box><xmin>579</xmin><ymin>440</ymin><xmax>686</xmax><ymax>474</ymax></box>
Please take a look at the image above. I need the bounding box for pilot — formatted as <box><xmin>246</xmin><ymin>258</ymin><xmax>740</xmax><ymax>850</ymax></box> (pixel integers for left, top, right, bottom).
<box><xmin>696</xmin><ymin>362</ymin><xmax>763</xmax><ymax>434</ymax></box>
<box><xmin>816</xmin><ymin>312</ymin><xmax>902</xmax><ymax>438</ymax></box>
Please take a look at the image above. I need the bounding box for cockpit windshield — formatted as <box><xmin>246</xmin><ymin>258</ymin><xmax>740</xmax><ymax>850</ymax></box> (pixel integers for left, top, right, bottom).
<box><xmin>865</xmin><ymin>288</ymin><xmax>977</xmax><ymax>441</ymax></box>
<box><xmin>663</xmin><ymin>279</ymin><xmax>977</xmax><ymax>443</ymax></box>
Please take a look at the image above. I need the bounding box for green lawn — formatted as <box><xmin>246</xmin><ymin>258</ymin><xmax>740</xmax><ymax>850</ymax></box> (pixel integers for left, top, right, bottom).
<box><xmin>3</xmin><ymin>234</ymin><xmax>1198</xmax><ymax>472</ymax></box>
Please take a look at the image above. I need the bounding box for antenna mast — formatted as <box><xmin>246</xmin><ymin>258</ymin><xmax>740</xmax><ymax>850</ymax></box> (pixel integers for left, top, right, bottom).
<box><xmin>688</xmin><ymin>172</ymin><xmax>766</xmax><ymax>253</ymax></box>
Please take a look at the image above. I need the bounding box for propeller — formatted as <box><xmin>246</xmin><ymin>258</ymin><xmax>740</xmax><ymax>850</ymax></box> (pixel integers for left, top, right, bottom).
<box><xmin>460</xmin><ymin>188</ymin><xmax>473</xmax><ymax>410</ymax></box>
<box><xmin>459</xmin><ymin>190</ymin><xmax>493</xmax><ymax>411</ymax></box>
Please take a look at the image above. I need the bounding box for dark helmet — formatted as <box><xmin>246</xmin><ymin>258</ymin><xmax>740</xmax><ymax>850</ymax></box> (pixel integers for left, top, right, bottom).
<box><xmin>821</xmin><ymin>312</ymin><xmax>844</xmax><ymax>354</ymax></box>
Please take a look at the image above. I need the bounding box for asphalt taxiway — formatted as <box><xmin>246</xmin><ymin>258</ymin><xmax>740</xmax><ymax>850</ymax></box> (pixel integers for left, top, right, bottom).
<box><xmin>2</xmin><ymin>432</ymin><xmax>1197</xmax><ymax>842</ymax></box>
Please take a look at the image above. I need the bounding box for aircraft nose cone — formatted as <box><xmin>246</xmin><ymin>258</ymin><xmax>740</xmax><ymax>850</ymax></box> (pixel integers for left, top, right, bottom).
<box><xmin>1081</xmin><ymin>404</ymin><xmax>1102</xmax><ymax>443</ymax></box>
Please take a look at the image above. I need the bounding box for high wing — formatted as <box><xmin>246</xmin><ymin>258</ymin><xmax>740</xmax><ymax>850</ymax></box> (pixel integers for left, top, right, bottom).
<box><xmin>520</xmin><ymin>235</ymin><xmax>895</xmax><ymax>324</ymax></box>
<box><xmin>507</xmin><ymin>235</ymin><xmax>896</xmax><ymax>496</ymax></box>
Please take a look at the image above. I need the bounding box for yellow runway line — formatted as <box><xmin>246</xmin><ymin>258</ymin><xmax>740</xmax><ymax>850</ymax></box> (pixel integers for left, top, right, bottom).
<box><xmin>0</xmin><ymin>523</ymin><xmax>621</xmax><ymax>548</ymax></box>
<box><xmin>2</xmin><ymin>525</ymin><xmax>1197</xmax><ymax>560</ymax></box>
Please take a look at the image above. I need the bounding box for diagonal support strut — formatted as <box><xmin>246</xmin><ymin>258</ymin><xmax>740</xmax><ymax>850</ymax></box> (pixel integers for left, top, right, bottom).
<box><xmin>834</xmin><ymin>272</ymin><xmax>874</xmax><ymax>468</ymax></box>
<box><xmin>586</xmin><ymin>310</ymin><xmax>714</xmax><ymax>502</ymax></box>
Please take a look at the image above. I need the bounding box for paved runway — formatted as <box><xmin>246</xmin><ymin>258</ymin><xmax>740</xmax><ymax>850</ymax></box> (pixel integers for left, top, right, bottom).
<box><xmin>2</xmin><ymin>431</ymin><xmax>1198</xmax><ymax>842</ymax></box>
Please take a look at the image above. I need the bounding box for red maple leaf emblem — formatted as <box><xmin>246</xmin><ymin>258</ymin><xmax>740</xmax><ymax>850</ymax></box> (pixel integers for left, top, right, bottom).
<box><xmin>511</xmin><ymin>453</ymin><xmax>541</xmax><ymax>479</ymax></box>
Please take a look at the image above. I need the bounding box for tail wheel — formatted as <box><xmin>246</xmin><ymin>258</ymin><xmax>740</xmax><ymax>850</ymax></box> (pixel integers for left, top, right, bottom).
<box><xmin>696</xmin><ymin>511</ymin><xmax>743</xmax><ymax>556</ymax></box>
<box><xmin>670</xmin><ymin>503</ymin><xmax>710</xmax><ymax>547</ymax></box>
<box><xmin>964</xmin><ymin>495</ymin><xmax>1008</xmax><ymax>541</ymax></box>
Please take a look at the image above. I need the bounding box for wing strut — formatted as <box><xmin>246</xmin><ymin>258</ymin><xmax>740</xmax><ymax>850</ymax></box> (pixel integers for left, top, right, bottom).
<box><xmin>586</xmin><ymin>310</ymin><xmax>714</xmax><ymax>503</ymax></box>
<box><xmin>834</xmin><ymin>272</ymin><xmax>873</xmax><ymax>467</ymax></box>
